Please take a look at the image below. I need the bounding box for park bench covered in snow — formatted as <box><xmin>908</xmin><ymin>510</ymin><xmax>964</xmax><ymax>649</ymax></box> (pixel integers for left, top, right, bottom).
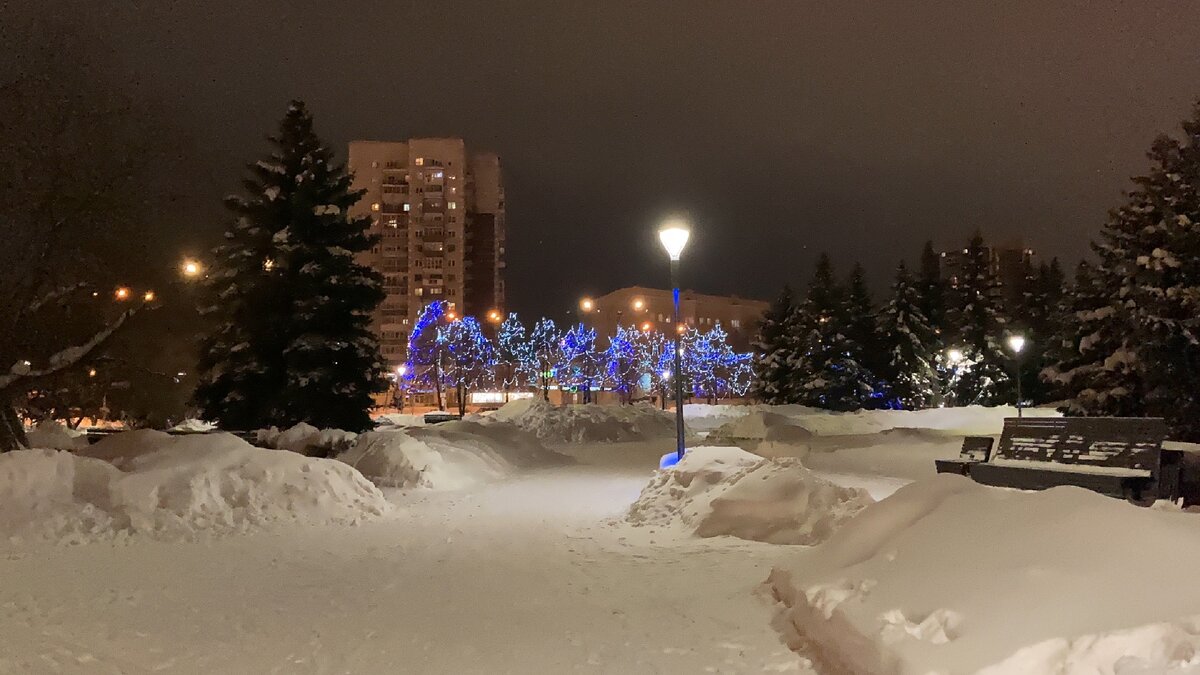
<box><xmin>935</xmin><ymin>417</ymin><xmax>1200</xmax><ymax>506</ymax></box>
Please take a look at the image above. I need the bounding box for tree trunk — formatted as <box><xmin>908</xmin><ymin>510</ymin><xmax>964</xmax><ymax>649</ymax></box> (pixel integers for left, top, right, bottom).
<box><xmin>433</xmin><ymin>357</ymin><xmax>444</xmax><ymax>411</ymax></box>
<box><xmin>0</xmin><ymin>403</ymin><xmax>27</xmax><ymax>452</ymax></box>
<box><xmin>457</xmin><ymin>381</ymin><xmax>466</xmax><ymax>417</ymax></box>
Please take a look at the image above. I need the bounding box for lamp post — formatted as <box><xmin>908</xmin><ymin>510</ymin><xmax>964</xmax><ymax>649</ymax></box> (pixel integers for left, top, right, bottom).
<box><xmin>658</xmin><ymin>219</ymin><xmax>690</xmax><ymax>462</ymax></box>
<box><xmin>1007</xmin><ymin>335</ymin><xmax>1027</xmax><ymax>417</ymax></box>
<box><xmin>943</xmin><ymin>348</ymin><xmax>964</xmax><ymax>407</ymax></box>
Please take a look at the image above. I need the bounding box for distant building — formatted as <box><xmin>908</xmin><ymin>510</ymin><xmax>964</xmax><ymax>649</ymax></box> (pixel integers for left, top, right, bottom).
<box><xmin>576</xmin><ymin>286</ymin><xmax>768</xmax><ymax>349</ymax></box>
<box><xmin>940</xmin><ymin>240</ymin><xmax>1034</xmax><ymax>304</ymax></box>
<box><xmin>348</xmin><ymin>139</ymin><xmax>506</xmax><ymax>366</ymax></box>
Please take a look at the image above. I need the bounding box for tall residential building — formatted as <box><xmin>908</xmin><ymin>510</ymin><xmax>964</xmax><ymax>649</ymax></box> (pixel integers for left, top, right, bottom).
<box><xmin>940</xmin><ymin>240</ymin><xmax>1034</xmax><ymax>305</ymax></box>
<box><xmin>348</xmin><ymin>138</ymin><xmax>506</xmax><ymax>365</ymax></box>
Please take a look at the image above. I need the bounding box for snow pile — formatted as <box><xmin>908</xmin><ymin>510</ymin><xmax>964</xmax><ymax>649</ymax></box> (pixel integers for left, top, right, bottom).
<box><xmin>488</xmin><ymin>398</ymin><xmax>676</xmax><ymax>444</ymax></box>
<box><xmin>627</xmin><ymin>446</ymin><xmax>873</xmax><ymax>545</ymax></box>
<box><xmin>708</xmin><ymin>410</ymin><xmax>814</xmax><ymax>444</ymax></box>
<box><xmin>375</xmin><ymin>413</ymin><xmax>426</xmax><ymax>428</ymax></box>
<box><xmin>169</xmin><ymin>418</ymin><xmax>217</xmax><ymax>433</ymax></box>
<box><xmin>24</xmin><ymin>420</ymin><xmax>89</xmax><ymax>450</ymax></box>
<box><xmin>0</xmin><ymin>433</ymin><xmax>390</xmax><ymax>543</ymax></box>
<box><xmin>766</xmin><ymin>474</ymin><xmax>1200</xmax><ymax>673</ymax></box>
<box><xmin>338</xmin><ymin>421</ymin><xmax>569</xmax><ymax>491</ymax></box>
<box><xmin>258</xmin><ymin>423</ymin><xmax>358</xmax><ymax>456</ymax></box>
<box><xmin>689</xmin><ymin>403</ymin><xmax>1057</xmax><ymax>438</ymax></box>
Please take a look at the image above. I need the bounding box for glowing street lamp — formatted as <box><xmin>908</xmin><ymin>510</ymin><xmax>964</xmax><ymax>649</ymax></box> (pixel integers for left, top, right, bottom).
<box><xmin>181</xmin><ymin>259</ymin><xmax>202</xmax><ymax>278</ymax></box>
<box><xmin>1008</xmin><ymin>334</ymin><xmax>1028</xmax><ymax>418</ymax></box>
<box><xmin>579</xmin><ymin>297</ymin><xmax>594</xmax><ymax>312</ymax></box>
<box><xmin>946</xmin><ymin>348</ymin><xmax>964</xmax><ymax>365</ymax></box>
<box><xmin>143</xmin><ymin>290</ymin><xmax>156</xmax><ymax>302</ymax></box>
<box><xmin>658</xmin><ymin>217</ymin><xmax>691</xmax><ymax>462</ymax></box>
<box><xmin>632</xmin><ymin>298</ymin><xmax>645</xmax><ymax>311</ymax></box>
<box><xmin>114</xmin><ymin>287</ymin><xmax>131</xmax><ymax>301</ymax></box>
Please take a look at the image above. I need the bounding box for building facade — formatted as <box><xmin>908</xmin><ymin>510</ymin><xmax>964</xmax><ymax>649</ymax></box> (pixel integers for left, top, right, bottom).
<box><xmin>940</xmin><ymin>240</ymin><xmax>1034</xmax><ymax>305</ymax></box>
<box><xmin>348</xmin><ymin>139</ymin><xmax>505</xmax><ymax>366</ymax></box>
<box><xmin>576</xmin><ymin>286</ymin><xmax>768</xmax><ymax>350</ymax></box>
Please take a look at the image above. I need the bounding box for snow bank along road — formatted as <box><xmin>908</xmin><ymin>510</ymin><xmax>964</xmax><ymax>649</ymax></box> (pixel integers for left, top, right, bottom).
<box><xmin>0</xmin><ymin>441</ymin><xmax>809</xmax><ymax>674</ymax></box>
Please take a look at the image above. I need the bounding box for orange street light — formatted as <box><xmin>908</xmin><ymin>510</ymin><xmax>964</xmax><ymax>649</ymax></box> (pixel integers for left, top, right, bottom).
<box><xmin>641</xmin><ymin>321</ymin><xmax>652</xmax><ymax>332</ymax></box>
<box><xmin>632</xmin><ymin>298</ymin><xmax>645</xmax><ymax>311</ymax></box>
<box><xmin>181</xmin><ymin>259</ymin><xmax>202</xmax><ymax>278</ymax></box>
<box><xmin>114</xmin><ymin>287</ymin><xmax>131</xmax><ymax>301</ymax></box>
<box><xmin>579</xmin><ymin>297</ymin><xmax>594</xmax><ymax>312</ymax></box>
<box><xmin>143</xmin><ymin>290</ymin><xmax>156</xmax><ymax>302</ymax></box>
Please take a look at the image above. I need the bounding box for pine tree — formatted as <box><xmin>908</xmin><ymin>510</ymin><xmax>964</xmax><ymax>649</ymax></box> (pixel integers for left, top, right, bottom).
<box><xmin>944</xmin><ymin>233</ymin><xmax>1012</xmax><ymax>406</ymax></box>
<box><xmin>750</xmin><ymin>285</ymin><xmax>799</xmax><ymax>404</ymax></box>
<box><xmin>1079</xmin><ymin>105</ymin><xmax>1200</xmax><ymax>438</ymax></box>
<box><xmin>1015</xmin><ymin>259</ymin><xmax>1065</xmax><ymax>405</ymax></box>
<box><xmin>794</xmin><ymin>254</ymin><xmax>875</xmax><ymax>410</ymax></box>
<box><xmin>917</xmin><ymin>240</ymin><xmax>948</xmax><ymax>335</ymax></box>
<box><xmin>842</xmin><ymin>263</ymin><xmax>884</xmax><ymax>406</ymax></box>
<box><xmin>194</xmin><ymin>100</ymin><xmax>385</xmax><ymax>431</ymax></box>
<box><xmin>878</xmin><ymin>261</ymin><xmax>939</xmax><ymax>409</ymax></box>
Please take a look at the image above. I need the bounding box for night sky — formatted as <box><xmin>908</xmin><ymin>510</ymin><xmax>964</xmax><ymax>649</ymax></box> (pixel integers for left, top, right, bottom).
<box><xmin>15</xmin><ymin>1</ymin><xmax>1200</xmax><ymax>317</ymax></box>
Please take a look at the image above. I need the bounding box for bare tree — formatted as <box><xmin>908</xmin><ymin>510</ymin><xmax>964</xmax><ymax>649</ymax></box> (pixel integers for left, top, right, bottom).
<box><xmin>0</xmin><ymin>22</ymin><xmax>175</xmax><ymax>450</ymax></box>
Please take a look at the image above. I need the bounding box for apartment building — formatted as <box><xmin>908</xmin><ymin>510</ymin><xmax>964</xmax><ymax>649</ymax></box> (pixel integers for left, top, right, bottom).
<box><xmin>348</xmin><ymin>138</ymin><xmax>505</xmax><ymax>365</ymax></box>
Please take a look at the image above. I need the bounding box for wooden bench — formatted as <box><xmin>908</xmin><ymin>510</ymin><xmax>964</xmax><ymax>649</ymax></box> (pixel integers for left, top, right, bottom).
<box><xmin>935</xmin><ymin>417</ymin><xmax>1198</xmax><ymax>506</ymax></box>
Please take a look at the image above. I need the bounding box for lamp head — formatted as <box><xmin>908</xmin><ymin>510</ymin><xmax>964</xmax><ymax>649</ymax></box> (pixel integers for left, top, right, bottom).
<box><xmin>657</xmin><ymin>219</ymin><xmax>691</xmax><ymax>261</ymax></box>
<box><xmin>1008</xmin><ymin>335</ymin><xmax>1027</xmax><ymax>353</ymax></box>
<box><xmin>946</xmin><ymin>348</ymin><xmax>964</xmax><ymax>365</ymax></box>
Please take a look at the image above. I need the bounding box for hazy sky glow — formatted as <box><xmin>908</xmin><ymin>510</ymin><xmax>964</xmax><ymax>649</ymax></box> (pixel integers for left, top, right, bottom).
<box><xmin>15</xmin><ymin>1</ymin><xmax>1200</xmax><ymax>316</ymax></box>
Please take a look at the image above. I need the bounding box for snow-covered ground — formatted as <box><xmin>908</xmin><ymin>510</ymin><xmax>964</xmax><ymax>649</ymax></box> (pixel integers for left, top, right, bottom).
<box><xmin>4</xmin><ymin>401</ymin><xmax>1199</xmax><ymax>673</ymax></box>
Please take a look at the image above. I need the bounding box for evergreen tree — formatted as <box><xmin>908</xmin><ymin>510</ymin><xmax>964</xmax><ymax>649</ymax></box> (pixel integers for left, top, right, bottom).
<box><xmin>1078</xmin><ymin>106</ymin><xmax>1200</xmax><ymax>438</ymax></box>
<box><xmin>750</xmin><ymin>285</ymin><xmax>799</xmax><ymax>404</ymax></box>
<box><xmin>944</xmin><ymin>233</ymin><xmax>1012</xmax><ymax>405</ymax></box>
<box><xmin>1014</xmin><ymin>259</ymin><xmax>1065</xmax><ymax>405</ymax></box>
<box><xmin>842</xmin><ymin>263</ymin><xmax>885</xmax><ymax>406</ymax></box>
<box><xmin>917</xmin><ymin>240</ymin><xmax>948</xmax><ymax>335</ymax></box>
<box><xmin>878</xmin><ymin>261</ymin><xmax>939</xmax><ymax>409</ymax></box>
<box><xmin>794</xmin><ymin>254</ymin><xmax>875</xmax><ymax>410</ymax></box>
<box><xmin>194</xmin><ymin>100</ymin><xmax>385</xmax><ymax>431</ymax></box>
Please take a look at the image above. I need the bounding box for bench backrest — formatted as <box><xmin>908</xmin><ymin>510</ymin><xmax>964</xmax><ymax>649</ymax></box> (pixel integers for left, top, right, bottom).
<box><xmin>960</xmin><ymin>436</ymin><xmax>994</xmax><ymax>462</ymax></box>
<box><xmin>994</xmin><ymin>417</ymin><xmax>1168</xmax><ymax>472</ymax></box>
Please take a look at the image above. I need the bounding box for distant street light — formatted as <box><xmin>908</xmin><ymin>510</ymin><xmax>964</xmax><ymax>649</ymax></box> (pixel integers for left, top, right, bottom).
<box><xmin>143</xmin><ymin>290</ymin><xmax>156</xmax><ymax>302</ymax></box>
<box><xmin>181</xmin><ymin>259</ymin><xmax>202</xmax><ymax>278</ymax></box>
<box><xmin>632</xmin><ymin>298</ymin><xmax>645</xmax><ymax>311</ymax></box>
<box><xmin>658</xmin><ymin>217</ymin><xmax>690</xmax><ymax>462</ymax></box>
<box><xmin>946</xmin><ymin>348</ymin><xmax>964</xmax><ymax>365</ymax></box>
<box><xmin>1008</xmin><ymin>335</ymin><xmax>1028</xmax><ymax>418</ymax></box>
<box><xmin>580</xmin><ymin>297</ymin><xmax>594</xmax><ymax>312</ymax></box>
<box><xmin>114</xmin><ymin>287</ymin><xmax>131</xmax><ymax>301</ymax></box>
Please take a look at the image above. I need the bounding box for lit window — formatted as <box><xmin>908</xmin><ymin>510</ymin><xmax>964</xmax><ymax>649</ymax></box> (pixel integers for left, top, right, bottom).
<box><xmin>371</xmin><ymin>161</ymin><xmax>379</xmax><ymax>168</ymax></box>
<box><xmin>371</xmin><ymin>202</ymin><xmax>381</xmax><ymax>212</ymax></box>
<box><xmin>415</xmin><ymin>158</ymin><xmax>424</xmax><ymax>166</ymax></box>
<box><xmin>433</xmin><ymin>171</ymin><xmax>444</xmax><ymax>179</ymax></box>
<box><xmin>731</xmin><ymin>319</ymin><xmax>741</xmax><ymax>328</ymax></box>
<box><xmin>403</xmin><ymin>203</ymin><xmax>411</xmax><ymax>212</ymax></box>
<box><xmin>448</xmin><ymin>202</ymin><xmax>458</xmax><ymax>210</ymax></box>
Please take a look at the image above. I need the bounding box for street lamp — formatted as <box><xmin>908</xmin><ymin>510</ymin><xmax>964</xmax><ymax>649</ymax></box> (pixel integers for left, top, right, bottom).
<box><xmin>579</xmin><ymin>297</ymin><xmax>594</xmax><ymax>312</ymax></box>
<box><xmin>1008</xmin><ymin>334</ymin><xmax>1027</xmax><ymax>418</ymax></box>
<box><xmin>658</xmin><ymin>217</ymin><xmax>690</xmax><ymax>462</ymax></box>
<box><xmin>181</xmin><ymin>259</ymin><xmax>202</xmax><ymax>279</ymax></box>
<box><xmin>114</xmin><ymin>287</ymin><xmax>131</xmax><ymax>301</ymax></box>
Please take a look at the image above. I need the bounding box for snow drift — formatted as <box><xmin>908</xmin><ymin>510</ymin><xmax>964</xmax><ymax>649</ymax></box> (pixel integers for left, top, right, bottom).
<box><xmin>337</xmin><ymin>420</ymin><xmax>568</xmax><ymax>491</ymax></box>
<box><xmin>766</xmin><ymin>474</ymin><xmax>1200</xmax><ymax>674</ymax></box>
<box><xmin>627</xmin><ymin>446</ymin><xmax>873</xmax><ymax>545</ymax></box>
<box><xmin>0</xmin><ymin>432</ymin><xmax>390</xmax><ymax>543</ymax></box>
<box><xmin>24</xmin><ymin>420</ymin><xmax>89</xmax><ymax>451</ymax></box>
<box><xmin>486</xmin><ymin>399</ymin><xmax>677</xmax><ymax>444</ymax></box>
<box><xmin>257</xmin><ymin>422</ymin><xmax>358</xmax><ymax>456</ymax></box>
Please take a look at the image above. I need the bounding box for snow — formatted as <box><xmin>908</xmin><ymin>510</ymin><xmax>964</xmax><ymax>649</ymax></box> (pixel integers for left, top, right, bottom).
<box><xmin>258</xmin><ymin>422</ymin><xmax>358</xmax><ymax>455</ymax></box>
<box><xmin>24</xmin><ymin>420</ymin><xmax>89</xmax><ymax>450</ymax></box>
<box><xmin>337</xmin><ymin>421</ymin><xmax>568</xmax><ymax>490</ymax></box>
<box><xmin>168</xmin><ymin>418</ymin><xmax>216</xmax><ymax>433</ymax></box>
<box><xmin>0</xmin><ymin>433</ymin><xmax>390</xmax><ymax>543</ymax></box>
<box><xmin>485</xmin><ymin>398</ymin><xmax>677</xmax><ymax>443</ymax></box>
<box><xmin>627</xmin><ymin>446</ymin><xmax>873</xmax><ymax>545</ymax></box>
<box><xmin>766</xmin><ymin>474</ymin><xmax>1200</xmax><ymax>673</ymax></box>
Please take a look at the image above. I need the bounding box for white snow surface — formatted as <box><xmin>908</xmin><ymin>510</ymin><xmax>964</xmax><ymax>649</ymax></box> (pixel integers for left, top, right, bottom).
<box><xmin>628</xmin><ymin>446</ymin><xmax>873</xmax><ymax>545</ymax></box>
<box><xmin>485</xmin><ymin>398</ymin><xmax>677</xmax><ymax>443</ymax></box>
<box><xmin>337</xmin><ymin>420</ymin><xmax>568</xmax><ymax>491</ymax></box>
<box><xmin>168</xmin><ymin>418</ymin><xmax>217</xmax><ymax>433</ymax></box>
<box><xmin>766</xmin><ymin>474</ymin><xmax>1200</xmax><ymax>674</ymax></box>
<box><xmin>0</xmin><ymin>432</ymin><xmax>390</xmax><ymax>543</ymax></box>
<box><xmin>24</xmin><ymin>420</ymin><xmax>89</xmax><ymax>450</ymax></box>
<box><xmin>258</xmin><ymin>422</ymin><xmax>358</xmax><ymax>455</ymax></box>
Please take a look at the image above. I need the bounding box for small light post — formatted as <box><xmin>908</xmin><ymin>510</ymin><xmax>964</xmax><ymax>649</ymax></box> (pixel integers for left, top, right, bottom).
<box><xmin>943</xmin><ymin>348</ymin><xmax>964</xmax><ymax>407</ymax></box>
<box><xmin>1008</xmin><ymin>335</ymin><xmax>1027</xmax><ymax>417</ymax></box>
<box><xmin>395</xmin><ymin>364</ymin><xmax>408</xmax><ymax>413</ymax></box>
<box><xmin>658</xmin><ymin>218</ymin><xmax>690</xmax><ymax>462</ymax></box>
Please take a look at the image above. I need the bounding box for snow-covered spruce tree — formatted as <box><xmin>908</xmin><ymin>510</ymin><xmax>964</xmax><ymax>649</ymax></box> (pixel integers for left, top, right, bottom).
<box><xmin>842</xmin><ymin>263</ymin><xmax>885</xmax><ymax>407</ymax></box>
<box><xmin>794</xmin><ymin>254</ymin><xmax>875</xmax><ymax>411</ymax></box>
<box><xmin>1040</xmin><ymin>260</ymin><xmax>1138</xmax><ymax>415</ymax></box>
<box><xmin>1011</xmin><ymin>258</ymin><xmax>1065</xmax><ymax>405</ymax></box>
<box><xmin>944</xmin><ymin>233</ymin><xmax>1012</xmax><ymax>406</ymax></box>
<box><xmin>439</xmin><ymin>317</ymin><xmax>494</xmax><ymax>416</ymax></box>
<box><xmin>1083</xmin><ymin>109</ymin><xmax>1200</xmax><ymax>439</ymax></box>
<box><xmin>749</xmin><ymin>285</ymin><xmax>799</xmax><ymax>404</ymax></box>
<box><xmin>917</xmin><ymin>240</ymin><xmax>948</xmax><ymax>335</ymax></box>
<box><xmin>271</xmin><ymin>102</ymin><xmax>387</xmax><ymax>431</ymax></box>
<box><xmin>878</xmin><ymin>261</ymin><xmax>939</xmax><ymax>409</ymax></box>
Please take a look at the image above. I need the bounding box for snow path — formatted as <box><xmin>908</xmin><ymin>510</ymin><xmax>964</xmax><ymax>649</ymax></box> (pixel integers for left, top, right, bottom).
<box><xmin>0</xmin><ymin>442</ymin><xmax>811</xmax><ymax>674</ymax></box>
